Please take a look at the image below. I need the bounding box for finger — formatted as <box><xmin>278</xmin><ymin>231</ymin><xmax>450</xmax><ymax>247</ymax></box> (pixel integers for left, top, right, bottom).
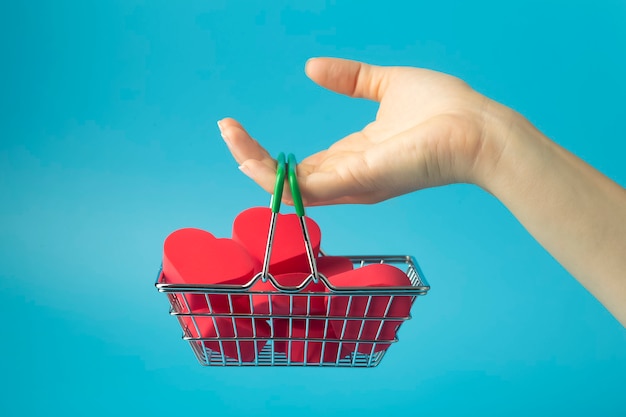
<box><xmin>217</xmin><ymin>117</ymin><xmax>273</xmax><ymax>166</ymax></box>
<box><xmin>305</xmin><ymin>57</ymin><xmax>389</xmax><ymax>102</ymax></box>
<box><xmin>295</xmin><ymin>153</ymin><xmax>373</xmax><ymax>205</ymax></box>
<box><xmin>218</xmin><ymin>117</ymin><xmax>278</xmax><ymax>193</ymax></box>
<box><xmin>238</xmin><ymin>158</ymin><xmax>280</xmax><ymax>196</ymax></box>
<box><xmin>298</xmin><ymin>171</ymin><xmax>359</xmax><ymax>206</ymax></box>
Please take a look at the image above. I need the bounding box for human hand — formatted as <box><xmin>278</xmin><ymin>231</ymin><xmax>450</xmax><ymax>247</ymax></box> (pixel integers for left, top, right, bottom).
<box><xmin>218</xmin><ymin>57</ymin><xmax>511</xmax><ymax>205</ymax></box>
<box><xmin>218</xmin><ymin>57</ymin><xmax>626</xmax><ymax>326</ymax></box>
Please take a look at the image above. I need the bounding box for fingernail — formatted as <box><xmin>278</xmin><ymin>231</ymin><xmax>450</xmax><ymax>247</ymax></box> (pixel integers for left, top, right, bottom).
<box><xmin>217</xmin><ymin>120</ymin><xmax>230</xmax><ymax>145</ymax></box>
<box><xmin>238</xmin><ymin>163</ymin><xmax>252</xmax><ymax>178</ymax></box>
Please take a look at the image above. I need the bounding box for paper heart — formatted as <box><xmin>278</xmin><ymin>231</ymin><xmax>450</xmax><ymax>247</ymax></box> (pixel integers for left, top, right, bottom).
<box><xmin>180</xmin><ymin>313</ymin><xmax>270</xmax><ymax>362</ymax></box>
<box><xmin>327</xmin><ymin>263</ymin><xmax>413</xmax><ymax>355</ymax></box>
<box><xmin>316</xmin><ymin>255</ymin><xmax>354</xmax><ymax>278</ymax></box>
<box><xmin>272</xmin><ymin>319</ymin><xmax>342</xmax><ymax>363</ymax></box>
<box><xmin>232</xmin><ymin>207</ymin><xmax>322</xmax><ymax>275</ymax></box>
<box><xmin>163</xmin><ymin>228</ymin><xmax>258</xmax><ymax>313</ymax></box>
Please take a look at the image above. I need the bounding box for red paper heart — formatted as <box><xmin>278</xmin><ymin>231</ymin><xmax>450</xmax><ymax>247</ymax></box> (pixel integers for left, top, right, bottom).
<box><xmin>232</xmin><ymin>207</ymin><xmax>322</xmax><ymax>275</ymax></box>
<box><xmin>163</xmin><ymin>228</ymin><xmax>258</xmax><ymax>313</ymax></box>
<box><xmin>327</xmin><ymin>263</ymin><xmax>413</xmax><ymax>355</ymax></box>
<box><xmin>272</xmin><ymin>319</ymin><xmax>342</xmax><ymax>363</ymax></box>
<box><xmin>181</xmin><ymin>314</ymin><xmax>270</xmax><ymax>362</ymax></box>
<box><xmin>316</xmin><ymin>255</ymin><xmax>354</xmax><ymax>278</ymax></box>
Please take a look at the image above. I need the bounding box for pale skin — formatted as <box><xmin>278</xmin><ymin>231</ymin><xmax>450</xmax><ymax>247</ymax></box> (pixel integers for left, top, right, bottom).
<box><xmin>218</xmin><ymin>57</ymin><xmax>626</xmax><ymax>327</ymax></box>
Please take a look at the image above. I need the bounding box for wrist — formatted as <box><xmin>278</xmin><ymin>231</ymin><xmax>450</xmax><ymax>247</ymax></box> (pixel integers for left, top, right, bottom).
<box><xmin>471</xmin><ymin>99</ymin><xmax>553</xmax><ymax>198</ymax></box>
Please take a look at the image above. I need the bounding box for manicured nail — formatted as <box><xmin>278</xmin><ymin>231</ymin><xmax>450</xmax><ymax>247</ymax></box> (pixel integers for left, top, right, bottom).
<box><xmin>217</xmin><ymin>120</ymin><xmax>231</xmax><ymax>145</ymax></box>
<box><xmin>238</xmin><ymin>163</ymin><xmax>252</xmax><ymax>178</ymax></box>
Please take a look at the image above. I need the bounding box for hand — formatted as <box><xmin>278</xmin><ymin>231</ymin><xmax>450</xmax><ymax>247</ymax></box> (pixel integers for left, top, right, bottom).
<box><xmin>218</xmin><ymin>57</ymin><xmax>626</xmax><ymax>326</ymax></box>
<box><xmin>218</xmin><ymin>57</ymin><xmax>508</xmax><ymax>205</ymax></box>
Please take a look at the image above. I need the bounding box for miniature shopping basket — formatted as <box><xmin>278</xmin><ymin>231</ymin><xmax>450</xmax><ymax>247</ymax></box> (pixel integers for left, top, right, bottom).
<box><xmin>155</xmin><ymin>153</ymin><xmax>430</xmax><ymax>367</ymax></box>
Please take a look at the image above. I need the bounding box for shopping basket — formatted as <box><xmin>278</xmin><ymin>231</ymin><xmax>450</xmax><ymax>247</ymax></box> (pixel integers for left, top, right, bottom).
<box><xmin>155</xmin><ymin>153</ymin><xmax>430</xmax><ymax>367</ymax></box>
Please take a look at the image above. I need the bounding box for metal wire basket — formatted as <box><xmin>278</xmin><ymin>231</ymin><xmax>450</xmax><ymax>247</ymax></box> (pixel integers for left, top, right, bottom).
<box><xmin>155</xmin><ymin>154</ymin><xmax>430</xmax><ymax>367</ymax></box>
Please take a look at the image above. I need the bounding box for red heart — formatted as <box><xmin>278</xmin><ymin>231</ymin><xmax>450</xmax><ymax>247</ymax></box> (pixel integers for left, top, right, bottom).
<box><xmin>232</xmin><ymin>207</ymin><xmax>322</xmax><ymax>275</ymax></box>
<box><xmin>326</xmin><ymin>264</ymin><xmax>413</xmax><ymax>355</ymax></box>
<box><xmin>272</xmin><ymin>319</ymin><xmax>341</xmax><ymax>363</ymax></box>
<box><xmin>180</xmin><ymin>314</ymin><xmax>271</xmax><ymax>362</ymax></box>
<box><xmin>316</xmin><ymin>255</ymin><xmax>354</xmax><ymax>278</ymax></box>
<box><xmin>163</xmin><ymin>228</ymin><xmax>258</xmax><ymax>313</ymax></box>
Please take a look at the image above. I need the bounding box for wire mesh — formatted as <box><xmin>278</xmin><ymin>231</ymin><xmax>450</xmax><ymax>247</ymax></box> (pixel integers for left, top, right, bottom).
<box><xmin>155</xmin><ymin>254</ymin><xmax>429</xmax><ymax>367</ymax></box>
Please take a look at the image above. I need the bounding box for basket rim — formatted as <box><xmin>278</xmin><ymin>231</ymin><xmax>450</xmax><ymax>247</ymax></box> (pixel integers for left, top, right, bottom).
<box><xmin>155</xmin><ymin>254</ymin><xmax>430</xmax><ymax>295</ymax></box>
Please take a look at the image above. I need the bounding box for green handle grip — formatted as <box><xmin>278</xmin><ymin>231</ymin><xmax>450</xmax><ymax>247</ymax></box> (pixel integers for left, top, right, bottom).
<box><xmin>270</xmin><ymin>153</ymin><xmax>286</xmax><ymax>214</ymax></box>
<box><xmin>287</xmin><ymin>153</ymin><xmax>305</xmax><ymax>217</ymax></box>
<box><xmin>270</xmin><ymin>153</ymin><xmax>305</xmax><ymax>216</ymax></box>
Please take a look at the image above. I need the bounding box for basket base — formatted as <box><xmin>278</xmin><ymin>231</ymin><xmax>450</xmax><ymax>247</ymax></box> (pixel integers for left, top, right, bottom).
<box><xmin>189</xmin><ymin>339</ymin><xmax>388</xmax><ymax>367</ymax></box>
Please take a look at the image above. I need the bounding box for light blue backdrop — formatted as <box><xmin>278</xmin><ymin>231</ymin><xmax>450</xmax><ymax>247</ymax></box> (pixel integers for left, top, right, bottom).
<box><xmin>1</xmin><ymin>1</ymin><xmax>625</xmax><ymax>416</ymax></box>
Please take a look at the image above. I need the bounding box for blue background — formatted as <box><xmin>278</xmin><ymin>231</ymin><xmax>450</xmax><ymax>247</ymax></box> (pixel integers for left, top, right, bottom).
<box><xmin>1</xmin><ymin>1</ymin><xmax>625</xmax><ymax>416</ymax></box>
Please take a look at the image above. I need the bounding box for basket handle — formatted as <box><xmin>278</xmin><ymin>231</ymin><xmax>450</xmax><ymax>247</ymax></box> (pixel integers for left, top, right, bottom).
<box><xmin>270</xmin><ymin>152</ymin><xmax>286</xmax><ymax>214</ymax></box>
<box><xmin>287</xmin><ymin>153</ymin><xmax>305</xmax><ymax>217</ymax></box>
<box><xmin>268</xmin><ymin>153</ymin><xmax>305</xmax><ymax>215</ymax></box>
<box><xmin>261</xmin><ymin>153</ymin><xmax>320</xmax><ymax>283</ymax></box>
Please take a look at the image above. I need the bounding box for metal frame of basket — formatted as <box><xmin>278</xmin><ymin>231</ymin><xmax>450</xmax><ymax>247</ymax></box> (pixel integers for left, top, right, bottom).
<box><xmin>155</xmin><ymin>154</ymin><xmax>430</xmax><ymax>367</ymax></box>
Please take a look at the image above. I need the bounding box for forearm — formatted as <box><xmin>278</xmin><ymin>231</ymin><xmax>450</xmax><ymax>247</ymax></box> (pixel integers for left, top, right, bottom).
<box><xmin>478</xmin><ymin>103</ymin><xmax>626</xmax><ymax>326</ymax></box>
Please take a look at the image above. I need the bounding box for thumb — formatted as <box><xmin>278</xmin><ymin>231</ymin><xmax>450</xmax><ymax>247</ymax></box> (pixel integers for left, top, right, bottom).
<box><xmin>305</xmin><ymin>57</ymin><xmax>389</xmax><ymax>102</ymax></box>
